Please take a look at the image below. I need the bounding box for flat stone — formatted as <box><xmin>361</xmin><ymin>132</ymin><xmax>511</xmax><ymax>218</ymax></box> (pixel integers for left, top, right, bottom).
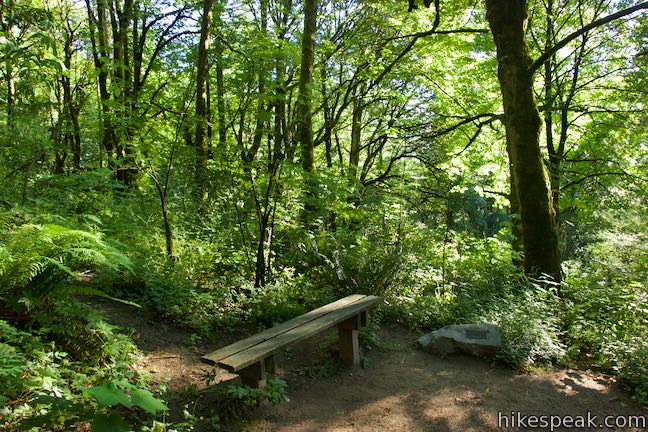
<box><xmin>417</xmin><ymin>324</ymin><xmax>501</xmax><ymax>358</ymax></box>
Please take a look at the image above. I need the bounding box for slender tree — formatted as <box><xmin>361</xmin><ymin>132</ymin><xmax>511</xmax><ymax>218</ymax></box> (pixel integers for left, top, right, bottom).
<box><xmin>0</xmin><ymin>0</ymin><xmax>16</xmax><ymax>127</ymax></box>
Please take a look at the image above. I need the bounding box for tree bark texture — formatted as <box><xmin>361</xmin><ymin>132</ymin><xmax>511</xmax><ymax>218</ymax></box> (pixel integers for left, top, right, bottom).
<box><xmin>506</xmin><ymin>141</ymin><xmax>524</xmax><ymax>267</ymax></box>
<box><xmin>215</xmin><ymin>37</ymin><xmax>226</xmax><ymax>151</ymax></box>
<box><xmin>296</xmin><ymin>0</ymin><xmax>317</xmax><ymax>172</ymax></box>
<box><xmin>1</xmin><ymin>0</ymin><xmax>15</xmax><ymax>127</ymax></box>
<box><xmin>85</xmin><ymin>0</ymin><xmax>118</xmax><ymax>168</ymax></box>
<box><xmin>486</xmin><ymin>0</ymin><xmax>561</xmax><ymax>282</ymax></box>
<box><xmin>349</xmin><ymin>86</ymin><xmax>364</xmax><ymax>181</ymax></box>
<box><xmin>194</xmin><ymin>0</ymin><xmax>214</xmax><ymax>200</ymax></box>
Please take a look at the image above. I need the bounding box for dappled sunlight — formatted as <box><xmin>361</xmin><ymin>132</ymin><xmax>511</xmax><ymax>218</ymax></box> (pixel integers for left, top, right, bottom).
<box><xmin>554</xmin><ymin>370</ymin><xmax>612</xmax><ymax>396</ymax></box>
<box><xmin>251</xmin><ymin>326</ymin><xmax>646</xmax><ymax>431</ymax></box>
<box><xmin>1</xmin><ymin>0</ymin><xmax>645</xmax><ymax>429</ymax></box>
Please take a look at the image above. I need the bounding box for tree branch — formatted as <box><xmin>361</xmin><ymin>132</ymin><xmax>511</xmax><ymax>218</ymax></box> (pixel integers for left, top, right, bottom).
<box><xmin>530</xmin><ymin>1</ymin><xmax>648</xmax><ymax>73</ymax></box>
<box><xmin>561</xmin><ymin>171</ymin><xmax>628</xmax><ymax>190</ymax></box>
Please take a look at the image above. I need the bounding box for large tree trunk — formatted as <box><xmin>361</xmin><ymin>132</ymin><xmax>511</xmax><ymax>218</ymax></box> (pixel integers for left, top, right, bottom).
<box><xmin>272</xmin><ymin>0</ymin><xmax>291</xmax><ymax>166</ymax></box>
<box><xmin>194</xmin><ymin>0</ymin><xmax>214</xmax><ymax>201</ymax></box>
<box><xmin>486</xmin><ymin>0</ymin><xmax>561</xmax><ymax>283</ymax></box>
<box><xmin>506</xmin><ymin>142</ymin><xmax>524</xmax><ymax>267</ymax></box>
<box><xmin>296</xmin><ymin>0</ymin><xmax>317</xmax><ymax>172</ymax></box>
<box><xmin>112</xmin><ymin>0</ymin><xmax>137</xmax><ymax>184</ymax></box>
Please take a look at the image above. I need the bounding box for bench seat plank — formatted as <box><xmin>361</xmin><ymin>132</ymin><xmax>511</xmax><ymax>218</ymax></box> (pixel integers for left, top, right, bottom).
<box><xmin>217</xmin><ymin>295</ymin><xmax>382</xmax><ymax>372</ymax></box>
<box><xmin>201</xmin><ymin>294</ymin><xmax>367</xmax><ymax>366</ymax></box>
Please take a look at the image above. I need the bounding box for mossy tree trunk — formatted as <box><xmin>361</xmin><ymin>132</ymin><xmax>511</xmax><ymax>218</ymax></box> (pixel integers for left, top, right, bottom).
<box><xmin>296</xmin><ymin>0</ymin><xmax>317</xmax><ymax>172</ymax></box>
<box><xmin>486</xmin><ymin>0</ymin><xmax>561</xmax><ymax>283</ymax></box>
<box><xmin>295</xmin><ymin>0</ymin><xmax>318</xmax><ymax>227</ymax></box>
<box><xmin>194</xmin><ymin>0</ymin><xmax>214</xmax><ymax>201</ymax></box>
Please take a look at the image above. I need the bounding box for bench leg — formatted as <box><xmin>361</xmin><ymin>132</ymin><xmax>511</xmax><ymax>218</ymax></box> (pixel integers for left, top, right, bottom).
<box><xmin>360</xmin><ymin>310</ymin><xmax>369</xmax><ymax>327</ymax></box>
<box><xmin>338</xmin><ymin>315</ymin><xmax>361</xmax><ymax>366</ymax></box>
<box><xmin>265</xmin><ymin>353</ymin><xmax>280</xmax><ymax>374</ymax></box>
<box><xmin>239</xmin><ymin>361</ymin><xmax>267</xmax><ymax>388</ymax></box>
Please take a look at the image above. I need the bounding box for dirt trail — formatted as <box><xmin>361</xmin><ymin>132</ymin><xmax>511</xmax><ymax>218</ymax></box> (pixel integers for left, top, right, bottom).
<box><xmin>92</xmin><ymin>299</ymin><xmax>646</xmax><ymax>431</ymax></box>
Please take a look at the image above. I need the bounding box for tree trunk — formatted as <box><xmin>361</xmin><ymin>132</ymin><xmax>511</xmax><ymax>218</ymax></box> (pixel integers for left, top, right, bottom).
<box><xmin>215</xmin><ymin>31</ymin><xmax>226</xmax><ymax>151</ymax></box>
<box><xmin>5</xmin><ymin>66</ymin><xmax>14</xmax><ymax>127</ymax></box>
<box><xmin>506</xmin><ymin>142</ymin><xmax>524</xmax><ymax>267</ymax></box>
<box><xmin>321</xmin><ymin>63</ymin><xmax>332</xmax><ymax>168</ymax></box>
<box><xmin>254</xmin><ymin>216</ymin><xmax>269</xmax><ymax>287</ymax></box>
<box><xmin>113</xmin><ymin>0</ymin><xmax>138</xmax><ymax>184</ymax></box>
<box><xmin>272</xmin><ymin>0</ymin><xmax>291</xmax><ymax>166</ymax></box>
<box><xmin>1</xmin><ymin>0</ymin><xmax>15</xmax><ymax>127</ymax></box>
<box><xmin>53</xmin><ymin>85</ymin><xmax>66</xmax><ymax>174</ymax></box>
<box><xmin>150</xmin><ymin>165</ymin><xmax>176</xmax><ymax>261</ymax></box>
<box><xmin>194</xmin><ymin>0</ymin><xmax>214</xmax><ymax>201</ymax></box>
<box><xmin>486</xmin><ymin>0</ymin><xmax>561</xmax><ymax>283</ymax></box>
<box><xmin>62</xmin><ymin>26</ymin><xmax>81</xmax><ymax>170</ymax></box>
<box><xmin>349</xmin><ymin>87</ymin><xmax>363</xmax><ymax>181</ymax></box>
<box><xmin>296</xmin><ymin>0</ymin><xmax>317</xmax><ymax>172</ymax></box>
<box><xmin>273</xmin><ymin>61</ymin><xmax>286</xmax><ymax>169</ymax></box>
<box><xmin>86</xmin><ymin>0</ymin><xmax>118</xmax><ymax>167</ymax></box>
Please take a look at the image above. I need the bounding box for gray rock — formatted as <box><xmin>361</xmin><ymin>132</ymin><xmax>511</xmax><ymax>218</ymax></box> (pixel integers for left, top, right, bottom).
<box><xmin>417</xmin><ymin>324</ymin><xmax>501</xmax><ymax>357</ymax></box>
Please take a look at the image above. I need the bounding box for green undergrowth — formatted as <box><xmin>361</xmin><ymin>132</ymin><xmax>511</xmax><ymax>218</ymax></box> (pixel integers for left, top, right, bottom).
<box><xmin>0</xmin><ymin>303</ymin><xmax>168</xmax><ymax>432</ymax></box>
<box><xmin>0</xmin><ymin>212</ymin><xmax>169</xmax><ymax>431</ymax></box>
<box><xmin>204</xmin><ymin>378</ymin><xmax>289</xmax><ymax>419</ymax></box>
<box><xmin>384</xmin><ymin>269</ymin><xmax>646</xmax><ymax>405</ymax></box>
<box><xmin>157</xmin><ymin>377</ymin><xmax>290</xmax><ymax>431</ymax></box>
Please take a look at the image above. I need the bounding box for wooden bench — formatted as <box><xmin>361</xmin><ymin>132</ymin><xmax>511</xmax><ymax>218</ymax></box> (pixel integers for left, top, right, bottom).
<box><xmin>201</xmin><ymin>294</ymin><xmax>382</xmax><ymax>388</ymax></box>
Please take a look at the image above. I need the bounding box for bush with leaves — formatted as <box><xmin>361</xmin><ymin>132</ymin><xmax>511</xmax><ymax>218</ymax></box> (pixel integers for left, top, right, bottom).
<box><xmin>558</xmin><ymin>205</ymin><xmax>647</xmax><ymax>404</ymax></box>
<box><xmin>300</xmin><ymin>229</ymin><xmax>404</xmax><ymax>298</ymax></box>
<box><xmin>0</xmin><ymin>303</ymin><xmax>168</xmax><ymax>432</ymax></box>
<box><xmin>617</xmin><ymin>344</ymin><xmax>648</xmax><ymax>406</ymax></box>
<box><xmin>196</xmin><ymin>378</ymin><xmax>289</xmax><ymax>428</ymax></box>
<box><xmin>491</xmin><ymin>287</ymin><xmax>566</xmax><ymax>369</ymax></box>
<box><xmin>386</xmin><ymin>259</ymin><xmax>566</xmax><ymax>370</ymax></box>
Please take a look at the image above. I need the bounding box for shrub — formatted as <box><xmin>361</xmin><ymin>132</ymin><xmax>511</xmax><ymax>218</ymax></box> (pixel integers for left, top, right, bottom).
<box><xmin>493</xmin><ymin>289</ymin><xmax>566</xmax><ymax>368</ymax></box>
<box><xmin>199</xmin><ymin>378</ymin><xmax>289</xmax><ymax>427</ymax></box>
<box><xmin>562</xmin><ymin>257</ymin><xmax>647</xmax><ymax>404</ymax></box>
<box><xmin>617</xmin><ymin>344</ymin><xmax>648</xmax><ymax>405</ymax></box>
<box><xmin>0</xmin><ymin>302</ymin><xmax>167</xmax><ymax>432</ymax></box>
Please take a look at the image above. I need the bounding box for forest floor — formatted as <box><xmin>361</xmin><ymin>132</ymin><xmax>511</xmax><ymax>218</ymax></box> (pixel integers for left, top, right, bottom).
<box><xmin>91</xmin><ymin>299</ymin><xmax>647</xmax><ymax>432</ymax></box>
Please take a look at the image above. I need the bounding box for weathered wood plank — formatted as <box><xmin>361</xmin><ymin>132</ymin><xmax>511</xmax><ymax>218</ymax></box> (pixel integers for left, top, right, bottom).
<box><xmin>218</xmin><ymin>295</ymin><xmax>382</xmax><ymax>372</ymax></box>
<box><xmin>201</xmin><ymin>294</ymin><xmax>366</xmax><ymax>365</ymax></box>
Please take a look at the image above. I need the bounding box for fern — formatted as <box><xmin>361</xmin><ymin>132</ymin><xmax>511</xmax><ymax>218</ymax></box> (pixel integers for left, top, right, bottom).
<box><xmin>0</xmin><ymin>220</ymin><xmax>133</xmax><ymax>308</ymax></box>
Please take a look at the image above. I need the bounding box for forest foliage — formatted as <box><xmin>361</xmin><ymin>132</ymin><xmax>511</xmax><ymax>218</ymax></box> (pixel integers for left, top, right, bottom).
<box><xmin>0</xmin><ymin>0</ymin><xmax>646</xmax><ymax>430</ymax></box>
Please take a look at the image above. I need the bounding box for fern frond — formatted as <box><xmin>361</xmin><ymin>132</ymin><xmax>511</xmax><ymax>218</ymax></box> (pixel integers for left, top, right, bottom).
<box><xmin>0</xmin><ymin>222</ymin><xmax>132</xmax><ymax>306</ymax></box>
<box><xmin>41</xmin><ymin>257</ymin><xmax>78</xmax><ymax>278</ymax></box>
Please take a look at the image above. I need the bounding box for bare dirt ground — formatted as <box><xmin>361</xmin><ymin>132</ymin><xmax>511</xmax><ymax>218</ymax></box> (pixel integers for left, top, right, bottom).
<box><xmin>92</xmin><ymin>299</ymin><xmax>647</xmax><ymax>431</ymax></box>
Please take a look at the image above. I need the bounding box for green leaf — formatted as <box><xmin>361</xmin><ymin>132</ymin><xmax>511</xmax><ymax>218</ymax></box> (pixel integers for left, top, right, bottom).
<box><xmin>92</xmin><ymin>413</ymin><xmax>130</xmax><ymax>432</ymax></box>
<box><xmin>84</xmin><ymin>383</ymin><xmax>132</xmax><ymax>408</ymax></box>
<box><xmin>33</xmin><ymin>395</ymin><xmax>75</xmax><ymax>410</ymax></box>
<box><xmin>130</xmin><ymin>388</ymin><xmax>168</xmax><ymax>414</ymax></box>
